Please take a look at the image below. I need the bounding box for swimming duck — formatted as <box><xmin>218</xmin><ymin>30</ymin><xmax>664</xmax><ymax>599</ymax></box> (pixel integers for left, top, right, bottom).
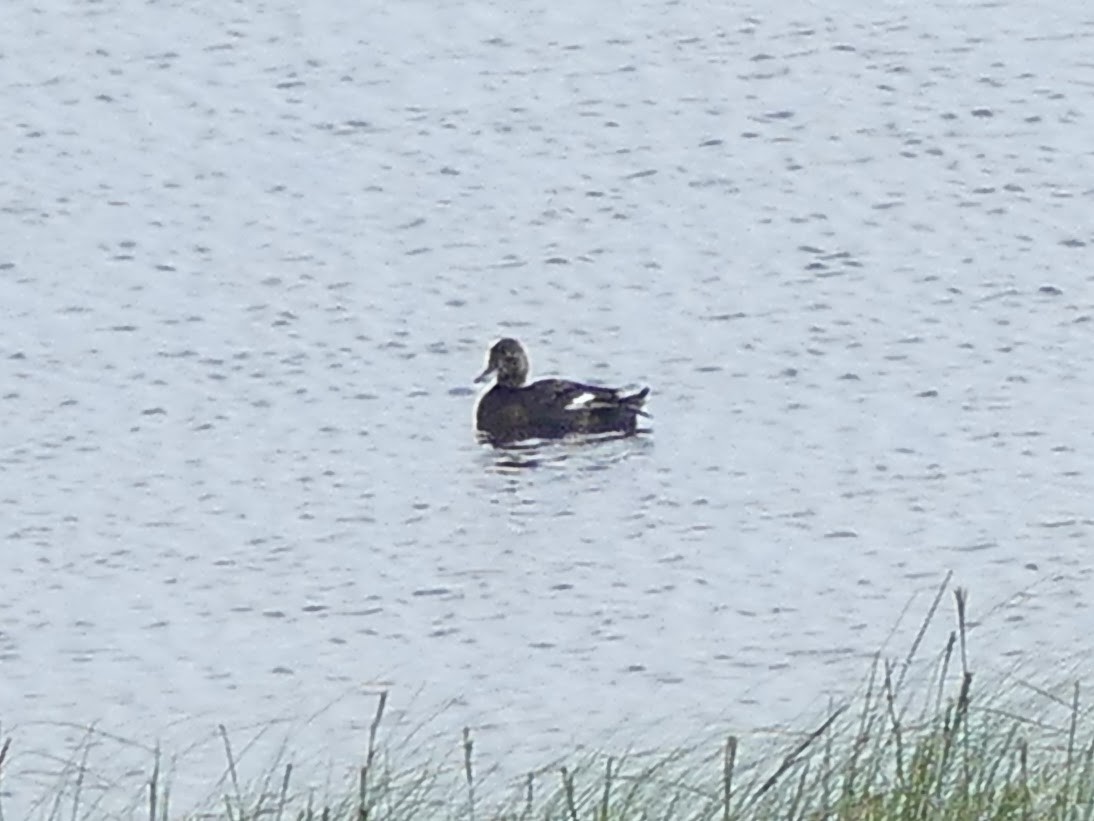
<box><xmin>473</xmin><ymin>338</ymin><xmax>650</xmax><ymax>443</ymax></box>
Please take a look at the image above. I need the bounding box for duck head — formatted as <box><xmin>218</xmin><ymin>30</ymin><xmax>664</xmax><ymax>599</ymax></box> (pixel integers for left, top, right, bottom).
<box><xmin>474</xmin><ymin>338</ymin><xmax>529</xmax><ymax>387</ymax></box>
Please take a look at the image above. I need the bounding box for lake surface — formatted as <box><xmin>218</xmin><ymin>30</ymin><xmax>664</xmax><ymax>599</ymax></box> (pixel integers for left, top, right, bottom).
<box><xmin>3</xmin><ymin>0</ymin><xmax>1093</xmax><ymax>813</ymax></box>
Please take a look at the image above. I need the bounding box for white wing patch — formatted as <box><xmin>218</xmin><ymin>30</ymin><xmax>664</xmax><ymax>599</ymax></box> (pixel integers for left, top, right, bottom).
<box><xmin>565</xmin><ymin>392</ymin><xmax>597</xmax><ymax>411</ymax></box>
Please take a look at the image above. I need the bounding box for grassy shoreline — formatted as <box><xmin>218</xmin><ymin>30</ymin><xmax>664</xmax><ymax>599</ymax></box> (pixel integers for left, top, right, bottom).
<box><xmin>3</xmin><ymin>580</ymin><xmax>1092</xmax><ymax>820</ymax></box>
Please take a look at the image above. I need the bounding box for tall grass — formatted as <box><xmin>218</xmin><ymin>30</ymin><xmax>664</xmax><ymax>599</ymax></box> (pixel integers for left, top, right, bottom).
<box><xmin>3</xmin><ymin>578</ymin><xmax>1092</xmax><ymax>820</ymax></box>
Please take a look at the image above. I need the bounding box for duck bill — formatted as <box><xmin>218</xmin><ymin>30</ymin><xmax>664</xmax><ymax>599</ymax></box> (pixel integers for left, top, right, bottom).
<box><xmin>473</xmin><ymin>364</ymin><xmax>496</xmax><ymax>384</ymax></box>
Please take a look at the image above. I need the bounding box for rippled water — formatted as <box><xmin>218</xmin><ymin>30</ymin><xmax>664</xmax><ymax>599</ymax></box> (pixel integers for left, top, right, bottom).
<box><xmin>3</xmin><ymin>0</ymin><xmax>1094</xmax><ymax>813</ymax></box>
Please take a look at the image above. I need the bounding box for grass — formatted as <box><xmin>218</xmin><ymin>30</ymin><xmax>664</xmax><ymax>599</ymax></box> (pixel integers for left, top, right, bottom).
<box><xmin>3</xmin><ymin>576</ymin><xmax>1093</xmax><ymax>820</ymax></box>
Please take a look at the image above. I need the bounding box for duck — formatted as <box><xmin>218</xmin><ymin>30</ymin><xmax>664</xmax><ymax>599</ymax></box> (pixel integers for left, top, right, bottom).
<box><xmin>473</xmin><ymin>338</ymin><xmax>650</xmax><ymax>443</ymax></box>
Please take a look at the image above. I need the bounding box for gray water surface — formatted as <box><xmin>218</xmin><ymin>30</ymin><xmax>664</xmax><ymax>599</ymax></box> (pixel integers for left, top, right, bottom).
<box><xmin>3</xmin><ymin>0</ymin><xmax>1093</xmax><ymax>813</ymax></box>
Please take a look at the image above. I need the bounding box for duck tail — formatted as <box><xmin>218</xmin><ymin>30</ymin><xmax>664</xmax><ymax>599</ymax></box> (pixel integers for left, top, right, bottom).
<box><xmin>622</xmin><ymin>387</ymin><xmax>651</xmax><ymax>418</ymax></box>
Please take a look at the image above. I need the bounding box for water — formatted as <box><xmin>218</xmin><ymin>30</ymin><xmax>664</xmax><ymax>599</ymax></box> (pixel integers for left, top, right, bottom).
<box><xmin>3</xmin><ymin>0</ymin><xmax>1094</xmax><ymax>813</ymax></box>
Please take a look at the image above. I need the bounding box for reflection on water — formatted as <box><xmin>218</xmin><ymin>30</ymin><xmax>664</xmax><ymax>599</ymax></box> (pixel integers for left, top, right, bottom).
<box><xmin>478</xmin><ymin>429</ymin><xmax>654</xmax><ymax>471</ymax></box>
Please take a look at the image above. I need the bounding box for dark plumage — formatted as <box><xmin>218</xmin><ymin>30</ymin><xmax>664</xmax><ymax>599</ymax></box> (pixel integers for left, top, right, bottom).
<box><xmin>473</xmin><ymin>338</ymin><xmax>650</xmax><ymax>443</ymax></box>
